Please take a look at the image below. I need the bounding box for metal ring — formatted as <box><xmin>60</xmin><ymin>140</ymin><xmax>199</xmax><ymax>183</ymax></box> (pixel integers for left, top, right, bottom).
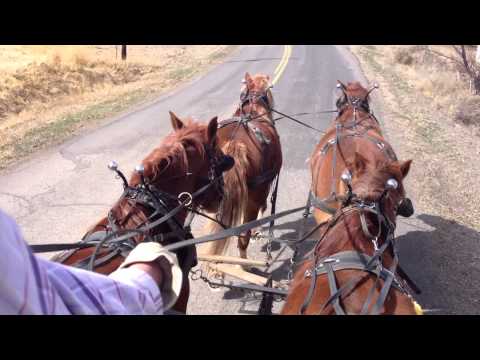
<box><xmin>190</xmin><ymin>269</ymin><xmax>202</xmax><ymax>281</ymax></box>
<box><xmin>178</xmin><ymin>192</ymin><xmax>193</xmax><ymax>207</ymax></box>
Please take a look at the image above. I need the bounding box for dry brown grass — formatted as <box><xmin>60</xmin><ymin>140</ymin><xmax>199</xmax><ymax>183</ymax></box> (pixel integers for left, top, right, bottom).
<box><xmin>350</xmin><ymin>45</ymin><xmax>480</xmax><ymax>231</ymax></box>
<box><xmin>381</xmin><ymin>46</ymin><xmax>474</xmax><ymax>114</ymax></box>
<box><xmin>0</xmin><ymin>45</ymin><xmax>237</xmax><ymax>169</ymax></box>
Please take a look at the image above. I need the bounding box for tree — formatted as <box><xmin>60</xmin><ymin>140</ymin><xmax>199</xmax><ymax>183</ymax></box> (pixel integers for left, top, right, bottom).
<box><xmin>121</xmin><ymin>45</ymin><xmax>127</xmax><ymax>61</ymax></box>
<box><xmin>452</xmin><ymin>45</ymin><xmax>480</xmax><ymax>95</ymax></box>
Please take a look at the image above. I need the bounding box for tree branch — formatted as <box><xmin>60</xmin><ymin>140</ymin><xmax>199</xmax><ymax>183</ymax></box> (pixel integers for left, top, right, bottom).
<box><xmin>425</xmin><ymin>47</ymin><xmax>463</xmax><ymax>66</ymax></box>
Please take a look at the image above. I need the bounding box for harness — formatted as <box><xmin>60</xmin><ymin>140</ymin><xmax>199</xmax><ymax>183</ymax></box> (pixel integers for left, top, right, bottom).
<box><xmin>45</xmin><ymin>145</ymin><xmax>233</xmax><ymax>273</ymax></box>
<box><xmin>218</xmin><ymin>86</ymin><xmax>279</xmax><ymax>189</ymax></box>
<box><xmin>310</xmin><ymin>111</ymin><xmax>397</xmax><ymax>216</ymax></box>
<box><xmin>299</xmin><ymin>197</ymin><xmax>414</xmax><ymax>315</ymax></box>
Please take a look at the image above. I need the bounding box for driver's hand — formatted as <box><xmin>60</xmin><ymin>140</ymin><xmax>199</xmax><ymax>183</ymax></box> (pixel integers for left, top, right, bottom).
<box><xmin>118</xmin><ymin>242</ymin><xmax>183</xmax><ymax>310</ymax></box>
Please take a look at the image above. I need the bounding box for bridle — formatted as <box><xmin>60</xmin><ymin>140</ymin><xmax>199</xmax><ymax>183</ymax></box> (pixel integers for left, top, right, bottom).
<box><xmin>299</xmin><ymin>175</ymin><xmax>416</xmax><ymax>315</ymax></box>
<box><xmin>335</xmin><ymin>82</ymin><xmax>381</xmax><ymax>128</ymax></box>
<box><xmin>336</xmin><ymin>93</ymin><xmax>371</xmax><ymax>115</ymax></box>
<box><xmin>309</xmin><ymin>82</ymin><xmax>408</xmax><ymax>215</ymax></box>
<box><xmin>68</xmin><ymin>144</ymin><xmax>235</xmax><ymax>271</ymax></box>
<box><xmin>239</xmin><ymin>85</ymin><xmax>273</xmax><ymax>116</ymax></box>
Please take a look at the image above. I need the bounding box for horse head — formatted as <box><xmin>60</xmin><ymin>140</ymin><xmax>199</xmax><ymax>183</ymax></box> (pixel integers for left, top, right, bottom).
<box><xmin>335</xmin><ymin>81</ymin><xmax>377</xmax><ymax>114</ymax></box>
<box><xmin>344</xmin><ymin>151</ymin><xmax>414</xmax><ymax>224</ymax></box>
<box><xmin>129</xmin><ymin>111</ymin><xmax>234</xmax><ymax>215</ymax></box>
<box><xmin>240</xmin><ymin>72</ymin><xmax>274</xmax><ymax>115</ymax></box>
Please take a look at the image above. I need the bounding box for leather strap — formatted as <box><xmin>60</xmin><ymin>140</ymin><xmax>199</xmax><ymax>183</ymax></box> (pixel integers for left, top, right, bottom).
<box><xmin>325</xmin><ymin>261</ymin><xmax>346</xmax><ymax>315</ymax></box>
<box><xmin>309</xmin><ymin>191</ymin><xmax>337</xmax><ymax>215</ymax></box>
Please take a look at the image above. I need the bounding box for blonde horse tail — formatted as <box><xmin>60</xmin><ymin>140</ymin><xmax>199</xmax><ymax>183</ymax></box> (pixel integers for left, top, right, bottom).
<box><xmin>200</xmin><ymin>141</ymin><xmax>249</xmax><ymax>256</ymax></box>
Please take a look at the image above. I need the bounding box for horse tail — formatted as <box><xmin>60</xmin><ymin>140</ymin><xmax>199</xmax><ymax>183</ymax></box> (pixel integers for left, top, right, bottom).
<box><xmin>200</xmin><ymin>140</ymin><xmax>249</xmax><ymax>256</ymax></box>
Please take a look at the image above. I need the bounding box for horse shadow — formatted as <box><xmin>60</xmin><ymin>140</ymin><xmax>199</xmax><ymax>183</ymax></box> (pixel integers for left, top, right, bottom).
<box><xmin>224</xmin><ymin>212</ymin><xmax>480</xmax><ymax>315</ymax></box>
<box><xmin>397</xmin><ymin>213</ymin><xmax>480</xmax><ymax>315</ymax></box>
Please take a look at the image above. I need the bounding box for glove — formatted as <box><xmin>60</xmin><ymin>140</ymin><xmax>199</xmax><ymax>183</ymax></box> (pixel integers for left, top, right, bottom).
<box><xmin>118</xmin><ymin>242</ymin><xmax>183</xmax><ymax>310</ymax></box>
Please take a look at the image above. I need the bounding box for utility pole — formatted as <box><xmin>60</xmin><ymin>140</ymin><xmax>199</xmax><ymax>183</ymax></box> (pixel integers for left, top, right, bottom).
<box><xmin>121</xmin><ymin>45</ymin><xmax>127</xmax><ymax>61</ymax></box>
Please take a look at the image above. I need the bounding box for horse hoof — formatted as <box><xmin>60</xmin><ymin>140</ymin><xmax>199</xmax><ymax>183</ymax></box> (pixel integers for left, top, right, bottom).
<box><xmin>251</xmin><ymin>231</ymin><xmax>265</xmax><ymax>242</ymax></box>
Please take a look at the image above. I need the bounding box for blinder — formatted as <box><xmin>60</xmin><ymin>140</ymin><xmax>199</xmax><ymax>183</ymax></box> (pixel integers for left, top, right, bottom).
<box><xmin>336</xmin><ymin>95</ymin><xmax>371</xmax><ymax>114</ymax></box>
<box><xmin>397</xmin><ymin>197</ymin><xmax>414</xmax><ymax>218</ymax></box>
<box><xmin>240</xmin><ymin>89</ymin><xmax>272</xmax><ymax>111</ymax></box>
<box><xmin>201</xmin><ymin>144</ymin><xmax>235</xmax><ymax>200</ymax></box>
<box><xmin>218</xmin><ymin>155</ymin><xmax>235</xmax><ymax>173</ymax></box>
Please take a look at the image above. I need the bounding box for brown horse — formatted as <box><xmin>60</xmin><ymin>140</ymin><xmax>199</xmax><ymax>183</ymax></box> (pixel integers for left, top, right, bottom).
<box><xmin>52</xmin><ymin>112</ymin><xmax>231</xmax><ymax>313</ymax></box>
<box><xmin>281</xmin><ymin>151</ymin><xmax>422</xmax><ymax>315</ymax></box>
<box><xmin>308</xmin><ymin>81</ymin><xmax>414</xmax><ymax>227</ymax></box>
<box><xmin>200</xmin><ymin>72</ymin><xmax>282</xmax><ymax>264</ymax></box>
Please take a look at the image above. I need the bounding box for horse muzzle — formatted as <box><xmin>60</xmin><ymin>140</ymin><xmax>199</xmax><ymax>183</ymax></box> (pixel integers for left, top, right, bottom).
<box><xmin>397</xmin><ymin>198</ymin><xmax>414</xmax><ymax>218</ymax></box>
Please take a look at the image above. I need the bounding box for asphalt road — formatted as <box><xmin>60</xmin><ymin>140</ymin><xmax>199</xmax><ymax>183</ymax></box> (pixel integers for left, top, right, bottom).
<box><xmin>0</xmin><ymin>45</ymin><xmax>475</xmax><ymax>315</ymax></box>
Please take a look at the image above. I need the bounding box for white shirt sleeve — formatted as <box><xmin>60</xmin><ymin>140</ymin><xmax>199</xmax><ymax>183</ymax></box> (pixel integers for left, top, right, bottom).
<box><xmin>0</xmin><ymin>209</ymin><xmax>164</xmax><ymax>315</ymax></box>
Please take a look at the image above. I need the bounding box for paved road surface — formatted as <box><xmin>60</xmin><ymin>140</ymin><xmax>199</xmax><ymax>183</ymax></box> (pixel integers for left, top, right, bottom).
<box><xmin>1</xmin><ymin>45</ymin><xmax>476</xmax><ymax>315</ymax></box>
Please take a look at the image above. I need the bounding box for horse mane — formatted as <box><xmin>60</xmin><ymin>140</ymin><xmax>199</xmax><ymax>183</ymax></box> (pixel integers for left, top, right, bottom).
<box><xmin>131</xmin><ymin>119</ymin><xmax>208</xmax><ymax>186</ymax></box>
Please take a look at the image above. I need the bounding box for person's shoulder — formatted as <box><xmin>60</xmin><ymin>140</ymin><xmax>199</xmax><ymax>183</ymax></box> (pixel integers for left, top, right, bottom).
<box><xmin>0</xmin><ymin>208</ymin><xmax>21</xmax><ymax>235</ymax></box>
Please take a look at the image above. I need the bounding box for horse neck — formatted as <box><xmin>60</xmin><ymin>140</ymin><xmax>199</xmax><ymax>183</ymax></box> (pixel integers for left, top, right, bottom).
<box><xmin>235</xmin><ymin>102</ymin><xmax>273</xmax><ymax>122</ymax></box>
<box><xmin>337</xmin><ymin>107</ymin><xmax>381</xmax><ymax>134</ymax></box>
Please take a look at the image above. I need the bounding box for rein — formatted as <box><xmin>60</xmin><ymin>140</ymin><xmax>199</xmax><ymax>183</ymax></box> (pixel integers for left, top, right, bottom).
<box><xmin>31</xmin><ymin>172</ymin><xmax>225</xmax><ymax>270</ymax></box>
<box><xmin>31</xmin><ymin>143</ymin><xmax>234</xmax><ymax>271</ymax></box>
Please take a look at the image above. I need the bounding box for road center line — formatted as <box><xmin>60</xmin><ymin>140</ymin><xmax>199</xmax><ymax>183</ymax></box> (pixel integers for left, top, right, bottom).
<box><xmin>272</xmin><ymin>45</ymin><xmax>292</xmax><ymax>85</ymax></box>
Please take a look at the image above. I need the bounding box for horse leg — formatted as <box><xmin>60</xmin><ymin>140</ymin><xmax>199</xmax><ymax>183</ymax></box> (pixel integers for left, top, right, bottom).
<box><xmin>171</xmin><ymin>273</ymin><xmax>190</xmax><ymax>314</ymax></box>
<box><xmin>237</xmin><ymin>200</ymin><xmax>261</xmax><ymax>261</ymax></box>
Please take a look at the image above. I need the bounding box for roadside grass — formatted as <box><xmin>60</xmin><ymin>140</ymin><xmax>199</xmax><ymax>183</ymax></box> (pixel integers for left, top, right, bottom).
<box><xmin>0</xmin><ymin>88</ymin><xmax>152</xmax><ymax>169</ymax></box>
<box><xmin>351</xmin><ymin>45</ymin><xmax>480</xmax><ymax>230</ymax></box>
<box><xmin>0</xmin><ymin>45</ymin><xmax>238</xmax><ymax>170</ymax></box>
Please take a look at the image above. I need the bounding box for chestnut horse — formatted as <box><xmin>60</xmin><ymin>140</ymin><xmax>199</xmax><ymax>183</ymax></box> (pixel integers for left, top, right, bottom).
<box><xmin>309</xmin><ymin>81</ymin><xmax>413</xmax><ymax>227</ymax></box>
<box><xmin>281</xmin><ymin>151</ymin><xmax>422</xmax><ymax>315</ymax></box>
<box><xmin>200</xmin><ymin>73</ymin><xmax>282</xmax><ymax>263</ymax></box>
<box><xmin>52</xmin><ymin>112</ymin><xmax>232</xmax><ymax>313</ymax></box>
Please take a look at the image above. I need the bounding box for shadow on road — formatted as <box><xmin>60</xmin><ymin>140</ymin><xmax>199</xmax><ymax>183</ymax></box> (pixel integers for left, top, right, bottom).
<box><xmin>221</xmin><ymin>216</ymin><xmax>318</xmax><ymax>307</ymax></box>
<box><xmin>216</xmin><ymin>211</ymin><xmax>480</xmax><ymax>315</ymax></box>
<box><xmin>397</xmin><ymin>213</ymin><xmax>480</xmax><ymax>315</ymax></box>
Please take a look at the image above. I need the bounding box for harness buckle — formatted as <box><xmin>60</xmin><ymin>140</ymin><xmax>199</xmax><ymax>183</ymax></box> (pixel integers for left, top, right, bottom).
<box><xmin>178</xmin><ymin>192</ymin><xmax>193</xmax><ymax>207</ymax></box>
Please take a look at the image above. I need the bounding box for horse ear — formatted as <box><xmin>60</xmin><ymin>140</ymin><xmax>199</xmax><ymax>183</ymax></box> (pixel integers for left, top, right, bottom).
<box><xmin>207</xmin><ymin>116</ymin><xmax>218</xmax><ymax>144</ymax></box>
<box><xmin>337</xmin><ymin>80</ymin><xmax>347</xmax><ymax>90</ymax></box>
<box><xmin>399</xmin><ymin>159</ymin><xmax>412</xmax><ymax>179</ymax></box>
<box><xmin>169</xmin><ymin>111</ymin><xmax>184</xmax><ymax>131</ymax></box>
